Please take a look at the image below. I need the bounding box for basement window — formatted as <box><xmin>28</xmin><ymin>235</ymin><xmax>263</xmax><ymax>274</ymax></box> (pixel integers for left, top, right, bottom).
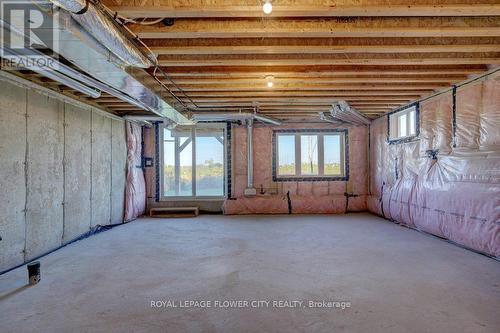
<box><xmin>161</xmin><ymin>123</ymin><xmax>226</xmax><ymax>199</ymax></box>
<box><xmin>388</xmin><ymin>103</ymin><xmax>419</xmax><ymax>143</ymax></box>
<box><xmin>273</xmin><ymin>129</ymin><xmax>348</xmax><ymax>181</ymax></box>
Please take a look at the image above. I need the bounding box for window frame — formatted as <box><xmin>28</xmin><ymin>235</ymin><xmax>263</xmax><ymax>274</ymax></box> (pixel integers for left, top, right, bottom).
<box><xmin>272</xmin><ymin>129</ymin><xmax>349</xmax><ymax>182</ymax></box>
<box><xmin>387</xmin><ymin>103</ymin><xmax>420</xmax><ymax>145</ymax></box>
<box><xmin>159</xmin><ymin>122</ymin><xmax>227</xmax><ymax>201</ymax></box>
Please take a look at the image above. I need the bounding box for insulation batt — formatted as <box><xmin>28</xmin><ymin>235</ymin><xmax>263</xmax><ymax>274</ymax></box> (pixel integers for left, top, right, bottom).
<box><xmin>368</xmin><ymin>72</ymin><xmax>500</xmax><ymax>257</ymax></box>
<box><xmin>124</xmin><ymin>122</ymin><xmax>146</xmax><ymax>221</ymax></box>
<box><xmin>224</xmin><ymin>123</ymin><xmax>369</xmax><ymax>214</ymax></box>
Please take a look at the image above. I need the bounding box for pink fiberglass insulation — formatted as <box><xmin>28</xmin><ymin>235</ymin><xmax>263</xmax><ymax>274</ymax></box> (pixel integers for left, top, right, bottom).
<box><xmin>124</xmin><ymin>122</ymin><xmax>146</xmax><ymax>221</ymax></box>
<box><xmin>368</xmin><ymin>72</ymin><xmax>500</xmax><ymax>257</ymax></box>
<box><xmin>223</xmin><ymin>123</ymin><xmax>368</xmax><ymax>215</ymax></box>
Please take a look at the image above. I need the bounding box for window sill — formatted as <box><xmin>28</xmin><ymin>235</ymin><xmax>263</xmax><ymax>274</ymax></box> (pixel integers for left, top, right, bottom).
<box><xmin>273</xmin><ymin>176</ymin><xmax>349</xmax><ymax>182</ymax></box>
<box><xmin>388</xmin><ymin>136</ymin><xmax>419</xmax><ymax>145</ymax></box>
<box><xmin>159</xmin><ymin>197</ymin><xmax>226</xmax><ymax>202</ymax></box>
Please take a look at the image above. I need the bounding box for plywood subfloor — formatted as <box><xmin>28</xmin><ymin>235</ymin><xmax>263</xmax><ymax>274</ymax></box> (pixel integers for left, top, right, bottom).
<box><xmin>1</xmin><ymin>213</ymin><xmax>499</xmax><ymax>332</ymax></box>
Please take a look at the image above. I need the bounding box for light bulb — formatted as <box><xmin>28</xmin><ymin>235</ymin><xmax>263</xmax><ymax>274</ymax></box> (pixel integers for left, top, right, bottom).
<box><xmin>265</xmin><ymin>75</ymin><xmax>274</xmax><ymax>88</ymax></box>
<box><xmin>263</xmin><ymin>0</ymin><xmax>272</xmax><ymax>14</ymax></box>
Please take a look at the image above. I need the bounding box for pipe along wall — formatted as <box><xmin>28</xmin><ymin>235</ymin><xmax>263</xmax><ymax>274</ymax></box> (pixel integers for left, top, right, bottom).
<box><xmin>0</xmin><ymin>79</ymin><xmax>127</xmax><ymax>272</ymax></box>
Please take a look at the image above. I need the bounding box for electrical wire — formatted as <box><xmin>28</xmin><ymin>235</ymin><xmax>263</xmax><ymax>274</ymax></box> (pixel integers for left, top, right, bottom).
<box><xmin>95</xmin><ymin>1</ymin><xmax>199</xmax><ymax>109</ymax></box>
<box><xmin>96</xmin><ymin>1</ymin><xmax>245</xmax><ymax>113</ymax></box>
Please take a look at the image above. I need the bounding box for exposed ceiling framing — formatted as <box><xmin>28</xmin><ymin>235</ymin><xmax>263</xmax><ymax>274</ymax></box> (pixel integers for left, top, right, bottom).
<box><xmin>8</xmin><ymin>0</ymin><xmax>500</xmax><ymax>120</ymax></box>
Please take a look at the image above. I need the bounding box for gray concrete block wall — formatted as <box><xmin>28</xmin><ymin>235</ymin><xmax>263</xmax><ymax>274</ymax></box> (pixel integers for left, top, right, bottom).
<box><xmin>0</xmin><ymin>80</ymin><xmax>127</xmax><ymax>272</ymax></box>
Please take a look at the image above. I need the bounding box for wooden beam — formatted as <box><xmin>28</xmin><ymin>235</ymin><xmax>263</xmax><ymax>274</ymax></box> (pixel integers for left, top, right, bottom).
<box><xmin>149</xmin><ymin>44</ymin><xmax>500</xmax><ymax>55</ymax></box>
<box><xmin>188</xmin><ymin>100</ymin><xmax>409</xmax><ymax>107</ymax></box>
<box><xmin>108</xmin><ymin>4</ymin><xmax>500</xmax><ymax>18</ymax></box>
<box><xmin>145</xmin><ymin>37</ymin><xmax>499</xmax><ymax>49</ymax></box>
<box><xmin>261</xmin><ymin>105</ymin><xmax>394</xmax><ymax>109</ymax></box>
<box><xmin>166</xmin><ymin>84</ymin><xmax>444</xmax><ymax>91</ymax></box>
<box><xmin>258</xmin><ymin>104</ymin><xmax>401</xmax><ymax>109</ymax></box>
<box><xmin>352</xmin><ymin>109</ymin><xmax>393</xmax><ymax>113</ymax></box>
<box><xmin>96</xmin><ymin>98</ymin><xmax>124</xmax><ymax>102</ymax></box>
<box><xmin>177</xmin><ymin>91</ymin><xmax>426</xmax><ymax>97</ymax></box>
<box><xmin>157</xmin><ymin>65</ymin><xmax>487</xmax><ymax>76</ymax></box>
<box><xmin>99</xmin><ymin>103</ymin><xmax>133</xmax><ymax>107</ymax></box>
<box><xmin>188</xmin><ymin>95</ymin><xmax>418</xmax><ymax>99</ymax></box>
<box><xmin>259</xmin><ymin>110</ymin><xmax>330</xmax><ymax>114</ymax></box>
<box><xmin>108</xmin><ymin>107</ymin><xmax>143</xmax><ymax>111</ymax></box>
<box><xmin>132</xmin><ymin>17</ymin><xmax>500</xmax><ymax>39</ymax></box>
<box><xmin>185</xmin><ymin>97</ymin><xmax>416</xmax><ymax>104</ymax></box>
<box><xmin>153</xmin><ymin>76</ymin><xmax>464</xmax><ymax>84</ymax></box>
<box><xmin>157</xmin><ymin>54</ymin><xmax>500</xmax><ymax>67</ymax></box>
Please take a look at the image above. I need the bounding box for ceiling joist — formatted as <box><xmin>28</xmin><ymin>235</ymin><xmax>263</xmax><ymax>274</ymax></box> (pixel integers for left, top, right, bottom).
<box><xmin>109</xmin><ymin>3</ymin><xmax>500</xmax><ymax>19</ymax></box>
<box><xmin>19</xmin><ymin>1</ymin><xmax>500</xmax><ymax>120</ymax></box>
<box><xmin>131</xmin><ymin>17</ymin><xmax>500</xmax><ymax>39</ymax></box>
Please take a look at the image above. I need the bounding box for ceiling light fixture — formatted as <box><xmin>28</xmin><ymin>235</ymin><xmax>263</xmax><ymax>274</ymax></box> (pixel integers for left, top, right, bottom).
<box><xmin>265</xmin><ymin>75</ymin><xmax>274</xmax><ymax>88</ymax></box>
<box><xmin>263</xmin><ymin>0</ymin><xmax>273</xmax><ymax>14</ymax></box>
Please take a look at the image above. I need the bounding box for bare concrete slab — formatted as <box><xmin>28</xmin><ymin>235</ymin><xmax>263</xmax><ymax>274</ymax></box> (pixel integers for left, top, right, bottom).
<box><xmin>1</xmin><ymin>214</ymin><xmax>498</xmax><ymax>333</ymax></box>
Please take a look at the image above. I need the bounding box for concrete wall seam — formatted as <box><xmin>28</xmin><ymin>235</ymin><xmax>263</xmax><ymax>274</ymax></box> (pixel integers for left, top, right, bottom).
<box><xmin>0</xmin><ymin>80</ymin><xmax>127</xmax><ymax>272</ymax></box>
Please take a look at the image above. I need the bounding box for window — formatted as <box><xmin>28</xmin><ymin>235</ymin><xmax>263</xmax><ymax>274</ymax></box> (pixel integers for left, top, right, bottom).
<box><xmin>273</xmin><ymin>129</ymin><xmax>348</xmax><ymax>181</ymax></box>
<box><xmin>388</xmin><ymin>104</ymin><xmax>419</xmax><ymax>143</ymax></box>
<box><xmin>161</xmin><ymin>124</ymin><xmax>226</xmax><ymax>198</ymax></box>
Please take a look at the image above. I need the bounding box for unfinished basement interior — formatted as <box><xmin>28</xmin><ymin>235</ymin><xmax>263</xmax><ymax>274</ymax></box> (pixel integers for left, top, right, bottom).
<box><xmin>0</xmin><ymin>1</ymin><xmax>499</xmax><ymax>332</ymax></box>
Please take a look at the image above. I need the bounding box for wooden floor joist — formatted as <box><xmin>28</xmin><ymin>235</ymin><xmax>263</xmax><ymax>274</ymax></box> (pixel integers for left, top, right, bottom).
<box><xmin>157</xmin><ymin>65</ymin><xmax>488</xmax><ymax>76</ymax></box>
<box><xmin>149</xmin><ymin>76</ymin><xmax>466</xmax><ymax>84</ymax></box>
<box><xmin>107</xmin><ymin>3</ymin><xmax>500</xmax><ymax>18</ymax></box>
<box><xmin>182</xmin><ymin>96</ymin><xmax>421</xmax><ymax>102</ymax></box>
<box><xmin>165</xmin><ymin>83</ymin><xmax>447</xmax><ymax>91</ymax></box>
<box><xmin>149</xmin><ymin>44</ymin><xmax>500</xmax><ymax>55</ymax></box>
<box><xmin>157</xmin><ymin>55</ymin><xmax>500</xmax><ymax>67</ymax></box>
<box><xmin>131</xmin><ymin>17</ymin><xmax>500</xmax><ymax>39</ymax></box>
<box><xmin>18</xmin><ymin>1</ymin><xmax>499</xmax><ymax>120</ymax></box>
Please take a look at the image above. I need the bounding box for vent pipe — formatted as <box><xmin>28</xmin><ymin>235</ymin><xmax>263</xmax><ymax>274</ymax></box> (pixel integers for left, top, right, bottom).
<box><xmin>319</xmin><ymin>112</ymin><xmax>344</xmax><ymax>124</ymax></box>
<box><xmin>244</xmin><ymin>117</ymin><xmax>257</xmax><ymax>196</ymax></box>
<box><xmin>49</xmin><ymin>0</ymin><xmax>153</xmax><ymax>68</ymax></box>
<box><xmin>191</xmin><ymin>112</ymin><xmax>281</xmax><ymax>125</ymax></box>
<box><xmin>330</xmin><ymin>101</ymin><xmax>371</xmax><ymax>125</ymax></box>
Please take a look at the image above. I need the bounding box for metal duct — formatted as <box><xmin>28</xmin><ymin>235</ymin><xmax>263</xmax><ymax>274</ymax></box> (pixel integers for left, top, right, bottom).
<box><xmin>191</xmin><ymin>112</ymin><xmax>282</xmax><ymax>125</ymax></box>
<box><xmin>330</xmin><ymin>101</ymin><xmax>371</xmax><ymax>125</ymax></box>
<box><xmin>50</xmin><ymin>0</ymin><xmax>85</xmax><ymax>13</ymax></box>
<box><xmin>1</xmin><ymin>47</ymin><xmax>101</xmax><ymax>98</ymax></box>
<box><xmin>49</xmin><ymin>8</ymin><xmax>191</xmax><ymax>124</ymax></box>
<box><xmin>319</xmin><ymin>112</ymin><xmax>344</xmax><ymax>124</ymax></box>
<box><xmin>50</xmin><ymin>0</ymin><xmax>153</xmax><ymax>68</ymax></box>
<box><xmin>254</xmin><ymin>114</ymin><xmax>282</xmax><ymax>126</ymax></box>
<box><xmin>1</xmin><ymin>6</ymin><xmax>190</xmax><ymax>124</ymax></box>
<box><xmin>123</xmin><ymin>116</ymin><xmax>165</xmax><ymax>121</ymax></box>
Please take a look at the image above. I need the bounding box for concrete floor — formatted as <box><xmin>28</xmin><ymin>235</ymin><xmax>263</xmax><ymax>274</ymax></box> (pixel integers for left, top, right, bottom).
<box><xmin>1</xmin><ymin>213</ymin><xmax>499</xmax><ymax>333</ymax></box>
